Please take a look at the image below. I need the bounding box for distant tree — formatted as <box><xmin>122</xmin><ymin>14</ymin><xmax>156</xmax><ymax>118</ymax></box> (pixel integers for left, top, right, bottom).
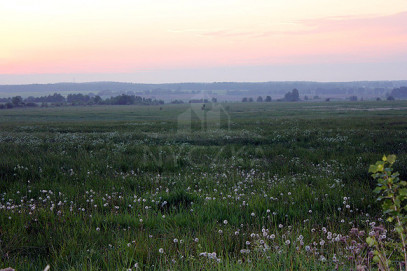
<box><xmin>5</xmin><ymin>102</ymin><xmax>14</xmax><ymax>109</ymax></box>
<box><xmin>284</xmin><ymin>89</ymin><xmax>300</xmax><ymax>102</ymax></box>
<box><xmin>304</xmin><ymin>95</ymin><xmax>309</xmax><ymax>101</ymax></box>
<box><xmin>67</xmin><ymin>93</ymin><xmax>90</xmax><ymax>104</ymax></box>
<box><xmin>256</xmin><ymin>96</ymin><xmax>263</xmax><ymax>102</ymax></box>
<box><xmin>93</xmin><ymin>95</ymin><xmax>103</xmax><ymax>104</ymax></box>
<box><xmin>242</xmin><ymin>97</ymin><xmax>248</xmax><ymax>102</ymax></box>
<box><xmin>11</xmin><ymin>96</ymin><xmax>23</xmax><ymax>106</ymax></box>
<box><xmin>387</xmin><ymin>95</ymin><xmax>395</xmax><ymax>101</ymax></box>
<box><xmin>325</xmin><ymin>98</ymin><xmax>331</xmax><ymax>102</ymax></box>
<box><xmin>348</xmin><ymin>96</ymin><xmax>358</xmax><ymax>101</ymax></box>
<box><xmin>292</xmin><ymin>89</ymin><xmax>299</xmax><ymax>100</ymax></box>
<box><xmin>111</xmin><ymin>94</ymin><xmax>136</xmax><ymax>105</ymax></box>
<box><xmin>390</xmin><ymin>86</ymin><xmax>407</xmax><ymax>98</ymax></box>
<box><xmin>265</xmin><ymin>96</ymin><xmax>272</xmax><ymax>102</ymax></box>
<box><xmin>211</xmin><ymin>97</ymin><xmax>217</xmax><ymax>103</ymax></box>
<box><xmin>376</xmin><ymin>97</ymin><xmax>382</xmax><ymax>101</ymax></box>
<box><xmin>248</xmin><ymin>97</ymin><xmax>254</xmax><ymax>102</ymax></box>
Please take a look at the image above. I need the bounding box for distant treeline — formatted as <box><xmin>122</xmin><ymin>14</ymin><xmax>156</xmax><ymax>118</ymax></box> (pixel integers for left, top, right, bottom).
<box><xmin>390</xmin><ymin>87</ymin><xmax>407</xmax><ymax>98</ymax></box>
<box><xmin>0</xmin><ymin>93</ymin><xmax>164</xmax><ymax>109</ymax></box>
<box><xmin>242</xmin><ymin>89</ymin><xmax>299</xmax><ymax>102</ymax></box>
<box><xmin>1</xmin><ymin>81</ymin><xmax>407</xmax><ymax>97</ymax></box>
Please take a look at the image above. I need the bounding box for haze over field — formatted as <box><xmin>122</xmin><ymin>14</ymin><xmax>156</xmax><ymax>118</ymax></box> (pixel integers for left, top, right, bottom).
<box><xmin>1</xmin><ymin>0</ymin><xmax>407</xmax><ymax>84</ymax></box>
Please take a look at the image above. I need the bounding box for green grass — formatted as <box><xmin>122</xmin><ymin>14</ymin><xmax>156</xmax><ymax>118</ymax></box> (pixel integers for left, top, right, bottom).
<box><xmin>1</xmin><ymin>101</ymin><xmax>407</xmax><ymax>270</ymax></box>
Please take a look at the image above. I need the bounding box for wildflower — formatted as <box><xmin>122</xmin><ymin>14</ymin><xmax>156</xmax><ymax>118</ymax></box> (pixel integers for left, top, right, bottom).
<box><xmin>285</xmin><ymin>240</ymin><xmax>290</xmax><ymax>245</ymax></box>
<box><xmin>159</xmin><ymin>248</ymin><xmax>164</xmax><ymax>254</ymax></box>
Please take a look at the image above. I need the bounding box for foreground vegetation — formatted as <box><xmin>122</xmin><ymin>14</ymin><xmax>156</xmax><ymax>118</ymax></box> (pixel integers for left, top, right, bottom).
<box><xmin>1</xmin><ymin>101</ymin><xmax>407</xmax><ymax>270</ymax></box>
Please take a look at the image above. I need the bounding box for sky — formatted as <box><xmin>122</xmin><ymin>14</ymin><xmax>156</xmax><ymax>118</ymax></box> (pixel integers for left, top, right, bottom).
<box><xmin>0</xmin><ymin>0</ymin><xmax>406</xmax><ymax>84</ymax></box>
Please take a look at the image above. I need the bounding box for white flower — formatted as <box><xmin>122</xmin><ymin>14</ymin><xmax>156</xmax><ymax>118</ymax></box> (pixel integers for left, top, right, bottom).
<box><xmin>285</xmin><ymin>240</ymin><xmax>291</xmax><ymax>245</ymax></box>
<box><xmin>159</xmin><ymin>248</ymin><xmax>164</xmax><ymax>254</ymax></box>
<box><xmin>223</xmin><ymin>220</ymin><xmax>228</xmax><ymax>225</ymax></box>
<box><xmin>173</xmin><ymin>238</ymin><xmax>178</xmax><ymax>243</ymax></box>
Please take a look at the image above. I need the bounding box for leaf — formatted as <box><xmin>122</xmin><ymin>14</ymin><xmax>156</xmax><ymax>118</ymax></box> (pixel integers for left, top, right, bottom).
<box><xmin>373</xmin><ymin>187</ymin><xmax>384</xmax><ymax>194</ymax></box>
<box><xmin>387</xmin><ymin>155</ymin><xmax>396</xmax><ymax>164</ymax></box>
<box><xmin>395</xmin><ymin>226</ymin><xmax>404</xmax><ymax>234</ymax></box>
<box><xmin>399</xmin><ymin>188</ymin><xmax>407</xmax><ymax>196</ymax></box>
<box><xmin>382</xmin><ymin>155</ymin><xmax>387</xmax><ymax>161</ymax></box>
<box><xmin>387</xmin><ymin>217</ymin><xmax>394</xmax><ymax>222</ymax></box>
<box><xmin>366</xmin><ymin>237</ymin><xmax>375</xmax><ymax>246</ymax></box>
<box><xmin>369</xmin><ymin>165</ymin><xmax>378</xmax><ymax>173</ymax></box>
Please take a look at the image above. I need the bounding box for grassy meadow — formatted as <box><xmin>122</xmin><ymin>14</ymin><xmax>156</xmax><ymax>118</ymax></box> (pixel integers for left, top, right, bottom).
<box><xmin>1</xmin><ymin>101</ymin><xmax>407</xmax><ymax>270</ymax></box>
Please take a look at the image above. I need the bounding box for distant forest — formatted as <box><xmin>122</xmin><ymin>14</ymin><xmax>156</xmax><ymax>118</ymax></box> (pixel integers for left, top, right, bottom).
<box><xmin>0</xmin><ymin>82</ymin><xmax>407</xmax><ymax>109</ymax></box>
<box><xmin>0</xmin><ymin>93</ymin><xmax>164</xmax><ymax>109</ymax></box>
<box><xmin>1</xmin><ymin>81</ymin><xmax>406</xmax><ymax>98</ymax></box>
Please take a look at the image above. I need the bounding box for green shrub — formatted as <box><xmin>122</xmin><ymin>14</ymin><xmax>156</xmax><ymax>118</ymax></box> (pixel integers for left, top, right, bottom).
<box><xmin>367</xmin><ymin>155</ymin><xmax>407</xmax><ymax>270</ymax></box>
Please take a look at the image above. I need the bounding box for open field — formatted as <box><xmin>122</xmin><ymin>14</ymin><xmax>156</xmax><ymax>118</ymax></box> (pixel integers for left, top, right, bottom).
<box><xmin>1</xmin><ymin>101</ymin><xmax>407</xmax><ymax>270</ymax></box>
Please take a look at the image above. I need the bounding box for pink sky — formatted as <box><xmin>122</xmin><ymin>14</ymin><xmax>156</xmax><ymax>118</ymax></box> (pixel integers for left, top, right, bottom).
<box><xmin>0</xmin><ymin>0</ymin><xmax>406</xmax><ymax>83</ymax></box>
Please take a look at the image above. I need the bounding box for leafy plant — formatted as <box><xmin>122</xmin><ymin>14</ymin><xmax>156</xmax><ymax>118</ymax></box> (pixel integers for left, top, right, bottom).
<box><xmin>368</xmin><ymin>155</ymin><xmax>407</xmax><ymax>270</ymax></box>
